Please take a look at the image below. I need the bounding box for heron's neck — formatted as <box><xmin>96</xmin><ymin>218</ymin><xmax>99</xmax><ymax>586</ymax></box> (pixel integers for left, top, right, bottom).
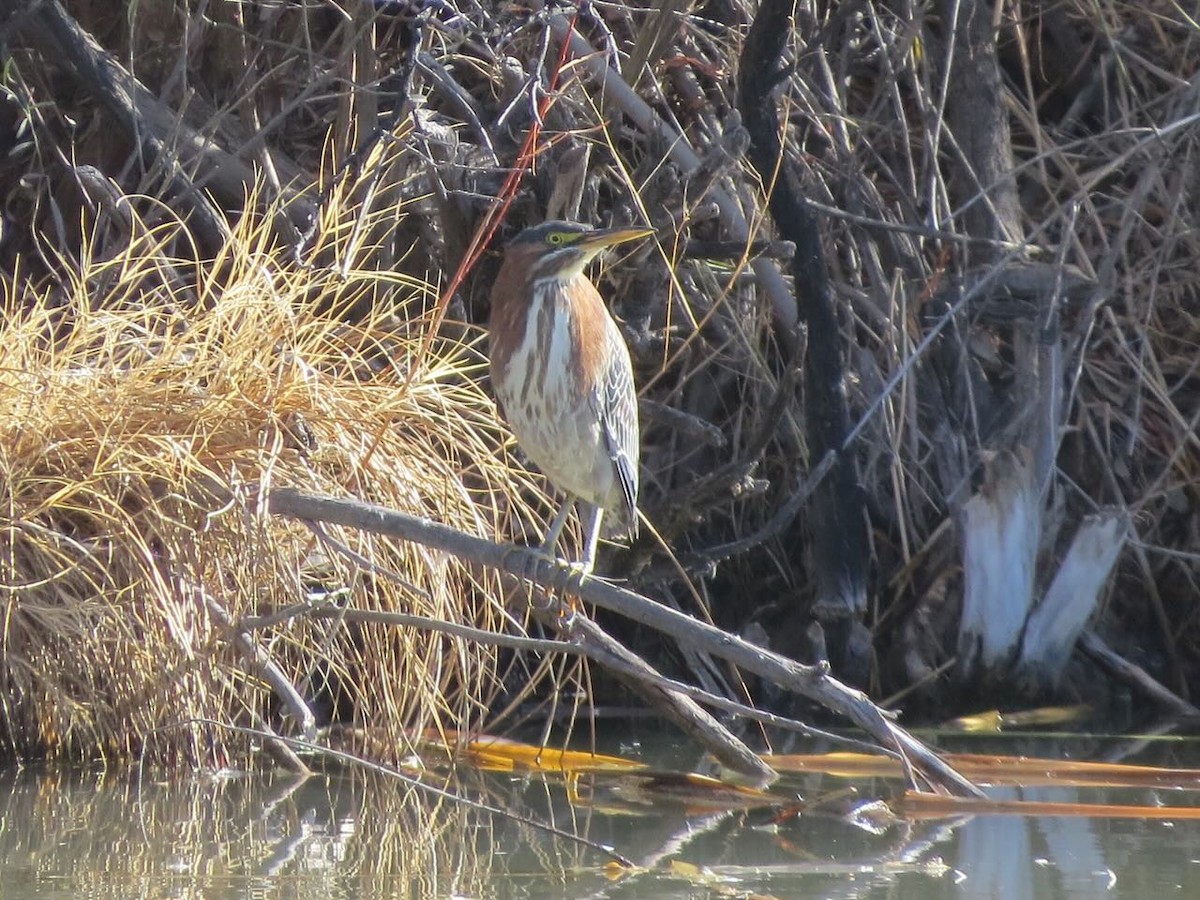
<box><xmin>529</xmin><ymin>253</ymin><xmax>590</xmax><ymax>282</ymax></box>
<box><xmin>529</xmin><ymin>273</ymin><xmax>578</xmax><ymax>295</ymax></box>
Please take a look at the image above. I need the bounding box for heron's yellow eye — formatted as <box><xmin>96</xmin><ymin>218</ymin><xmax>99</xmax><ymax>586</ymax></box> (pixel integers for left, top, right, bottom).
<box><xmin>547</xmin><ymin>232</ymin><xmax>567</xmax><ymax>245</ymax></box>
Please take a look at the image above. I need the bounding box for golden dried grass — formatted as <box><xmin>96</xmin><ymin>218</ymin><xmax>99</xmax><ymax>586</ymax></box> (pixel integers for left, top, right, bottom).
<box><xmin>0</xmin><ymin>172</ymin><xmax>548</xmax><ymax>763</ymax></box>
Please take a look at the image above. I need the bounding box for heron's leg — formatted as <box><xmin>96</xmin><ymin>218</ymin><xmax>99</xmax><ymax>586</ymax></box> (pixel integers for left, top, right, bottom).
<box><xmin>578</xmin><ymin>502</ymin><xmax>604</xmax><ymax>576</ymax></box>
<box><xmin>539</xmin><ymin>496</ymin><xmax>575</xmax><ymax>557</ymax></box>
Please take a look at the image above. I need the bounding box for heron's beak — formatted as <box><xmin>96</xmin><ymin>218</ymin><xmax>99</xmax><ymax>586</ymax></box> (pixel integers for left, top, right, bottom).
<box><xmin>577</xmin><ymin>226</ymin><xmax>655</xmax><ymax>251</ymax></box>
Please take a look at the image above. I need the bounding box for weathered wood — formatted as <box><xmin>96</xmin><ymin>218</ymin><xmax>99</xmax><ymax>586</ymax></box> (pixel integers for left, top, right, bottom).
<box><xmin>935</xmin><ymin>0</ymin><xmax>1022</xmax><ymax>260</ymax></box>
<box><xmin>249</xmin><ymin>599</ymin><xmax>891</xmax><ymax>756</ymax></box>
<box><xmin>1018</xmin><ymin>511</ymin><xmax>1129</xmax><ymax>686</ymax></box>
<box><xmin>564</xmin><ymin>615</ymin><xmax>777</xmax><ymax>784</ymax></box>
<box><xmin>197</xmin><ymin>583</ymin><xmax>314</xmax><ymax>775</ymax></box>
<box><xmin>1078</xmin><ymin>631</ymin><xmax>1200</xmax><ymax>719</ymax></box>
<box><xmin>957</xmin><ymin>451</ymin><xmax>1040</xmax><ymax>680</ymax></box>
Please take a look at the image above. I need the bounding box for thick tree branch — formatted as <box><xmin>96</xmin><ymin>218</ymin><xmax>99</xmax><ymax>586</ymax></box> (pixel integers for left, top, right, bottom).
<box><xmin>935</xmin><ymin>0</ymin><xmax>1022</xmax><ymax>261</ymax></box>
<box><xmin>737</xmin><ymin>0</ymin><xmax>870</xmax><ymax>639</ymax></box>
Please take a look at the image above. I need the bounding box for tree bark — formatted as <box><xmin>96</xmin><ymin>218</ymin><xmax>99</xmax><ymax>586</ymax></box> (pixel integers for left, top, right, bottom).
<box><xmin>737</xmin><ymin>0</ymin><xmax>870</xmax><ymax>669</ymax></box>
<box><xmin>936</xmin><ymin>0</ymin><xmax>1022</xmax><ymax>261</ymax></box>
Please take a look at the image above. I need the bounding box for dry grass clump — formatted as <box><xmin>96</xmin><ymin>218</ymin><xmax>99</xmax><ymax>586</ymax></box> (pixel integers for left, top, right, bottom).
<box><xmin>0</xmin><ymin>180</ymin><xmax>546</xmax><ymax>763</ymax></box>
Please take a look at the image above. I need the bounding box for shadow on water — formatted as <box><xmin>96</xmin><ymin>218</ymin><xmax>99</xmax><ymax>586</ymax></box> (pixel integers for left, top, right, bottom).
<box><xmin>1</xmin><ymin>730</ymin><xmax>1199</xmax><ymax>898</ymax></box>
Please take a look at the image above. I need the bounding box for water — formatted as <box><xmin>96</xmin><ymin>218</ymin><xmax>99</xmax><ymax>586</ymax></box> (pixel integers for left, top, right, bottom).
<box><xmin>0</xmin><ymin>732</ymin><xmax>1198</xmax><ymax>898</ymax></box>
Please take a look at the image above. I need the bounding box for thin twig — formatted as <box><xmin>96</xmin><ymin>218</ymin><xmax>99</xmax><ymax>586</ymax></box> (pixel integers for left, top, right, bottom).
<box><xmin>241</xmin><ymin>600</ymin><xmax>574</xmax><ymax>656</ymax></box>
<box><xmin>191</xmin><ymin>580</ymin><xmax>317</xmax><ymax>764</ymax></box>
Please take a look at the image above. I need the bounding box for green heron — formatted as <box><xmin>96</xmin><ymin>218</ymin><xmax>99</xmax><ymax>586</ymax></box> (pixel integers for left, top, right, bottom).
<box><xmin>489</xmin><ymin>220</ymin><xmax>653</xmax><ymax>575</ymax></box>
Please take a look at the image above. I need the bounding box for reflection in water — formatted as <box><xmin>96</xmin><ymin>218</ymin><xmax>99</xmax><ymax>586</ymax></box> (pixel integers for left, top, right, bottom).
<box><xmin>0</xmin><ymin>741</ymin><xmax>1197</xmax><ymax>898</ymax></box>
<box><xmin>0</xmin><ymin>766</ymin><xmax>494</xmax><ymax>898</ymax></box>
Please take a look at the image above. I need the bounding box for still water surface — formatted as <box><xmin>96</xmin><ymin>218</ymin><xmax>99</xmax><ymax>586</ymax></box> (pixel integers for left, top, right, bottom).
<box><xmin>0</xmin><ymin>732</ymin><xmax>1197</xmax><ymax>898</ymax></box>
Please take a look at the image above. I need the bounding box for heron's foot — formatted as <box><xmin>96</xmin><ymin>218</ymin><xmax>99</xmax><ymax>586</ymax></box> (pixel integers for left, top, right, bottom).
<box><xmin>500</xmin><ymin>544</ymin><xmax>591</xmax><ymax>597</ymax></box>
<box><xmin>559</xmin><ymin>559</ymin><xmax>592</xmax><ymax>597</ymax></box>
<box><xmin>502</xmin><ymin>543</ymin><xmax>567</xmax><ymax>584</ymax></box>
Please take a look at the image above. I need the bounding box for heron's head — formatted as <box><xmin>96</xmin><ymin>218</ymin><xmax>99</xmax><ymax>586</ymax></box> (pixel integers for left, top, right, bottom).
<box><xmin>502</xmin><ymin>220</ymin><xmax>654</xmax><ymax>281</ymax></box>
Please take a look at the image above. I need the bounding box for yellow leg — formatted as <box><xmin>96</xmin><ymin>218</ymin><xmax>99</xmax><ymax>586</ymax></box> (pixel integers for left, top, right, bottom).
<box><xmin>540</xmin><ymin>497</ymin><xmax>575</xmax><ymax>557</ymax></box>
<box><xmin>579</xmin><ymin>502</ymin><xmax>604</xmax><ymax>576</ymax></box>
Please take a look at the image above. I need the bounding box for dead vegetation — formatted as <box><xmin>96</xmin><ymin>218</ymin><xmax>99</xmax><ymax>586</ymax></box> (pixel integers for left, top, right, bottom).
<box><xmin>0</xmin><ymin>0</ymin><xmax>1197</xmax><ymax>761</ymax></box>
<box><xmin>0</xmin><ymin>167</ymin><xmax>549</xmax><ymax>761</ymax></box>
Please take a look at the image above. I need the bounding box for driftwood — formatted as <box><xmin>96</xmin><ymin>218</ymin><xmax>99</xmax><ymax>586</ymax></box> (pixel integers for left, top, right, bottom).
<box><xmin>268</xmin><ymin>487</ymin><xmax>983</xmax><ymax>798</ymax></box>
<box><xmin>200</xmin><ymin>584</ymin><xmax>314</xmax><ymax>775</ymax></box>
<box><xmin>561</xmin><ymin>614</ymin><xmax>775</xmax><ymax>783</ymax></box>
<box><xmin>245</xmin><ymin>599</ymin><xmax>893</xmax><ymax>756</ymax></box>
<box><xmin>956</xmin><ymin>450</ymin><xmax>1040</xmax><ymax>678</ymax></box>
<box><xmin>950</xmin><ymin>257</ymin><xmax>1119</xmax><ymax>689</ymax></box>
<box><xmin>1018</xmin><ymin>512</ymin><xmax>1130</xmax><ymax>687</ymax></box>
<box><xmin>1078</xmin><ymin>632</ymin><xmax>1200</xmax><ymax>719</ymax></box>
